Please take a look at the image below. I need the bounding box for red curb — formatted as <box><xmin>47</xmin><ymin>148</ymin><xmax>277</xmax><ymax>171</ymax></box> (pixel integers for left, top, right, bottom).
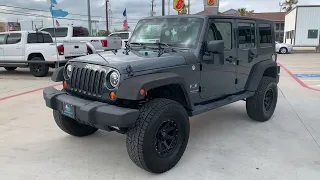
<box><xmin>278</xmin><ymin>62</ymin><xmax>320</xmax><ymax>92</ymax></box>
<box><xmin>0</xmin><ymin>83</ymin><xmax>62</xmax><ymax>102</ymax></box>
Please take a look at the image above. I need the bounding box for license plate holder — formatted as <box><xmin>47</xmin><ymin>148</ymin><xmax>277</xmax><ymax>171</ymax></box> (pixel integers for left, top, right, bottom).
<box><xmin>62</xmin><ymin>102</ymin><xmax>75</xmax><ymax>118</ymax></box>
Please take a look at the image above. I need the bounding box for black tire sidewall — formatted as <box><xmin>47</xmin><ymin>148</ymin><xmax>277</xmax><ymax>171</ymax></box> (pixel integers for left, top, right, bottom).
<box><xmin>29</xmin><ymin>57</ymin><xmax>49</xmax><ymax>77</ymax></box>
<box><xmin>143</xmin><ymin>106</ymin><xmax>189</xmax><ymax>172</ymax></box>
<box><xmin>262</xmin><ymin>82</ymin><xmax>278</xmax><ymax>118</ymax></box>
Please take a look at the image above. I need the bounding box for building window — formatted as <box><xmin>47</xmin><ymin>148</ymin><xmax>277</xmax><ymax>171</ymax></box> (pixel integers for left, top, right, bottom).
<box><xmin>259</xmin><ymin>23</ymin><xmax>272</xmax><ymax>47</ymax></box>
<box><xmin>291</xmin><ymin>30</ymin><xmax>295</xmax><ymax>39</ymax></box>
<box><xmin>280</xmin><ymin>23</ymin><xmax>284</xmax><ymax>30</ymax></box>
<box><xmin>276</xmin><ymin>23</ymin><xmax>280</xmax><ymax>31</ymax></box>
<box><xmin>308</xmin><ymin>29</ymin><xmax>318</xmax><ymax>39</ymax></box>
<box><xmin>238</xmin><ymin>22</ymin><xmax>255</xmax><ymax>49</ymax></box>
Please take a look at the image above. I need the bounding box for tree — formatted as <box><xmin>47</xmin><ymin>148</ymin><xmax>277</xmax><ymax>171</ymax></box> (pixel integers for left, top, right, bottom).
<box><xmin>237</xmin><ymin>8</ymin><xmax>254</xmax><ymax>16</ymax></box>
<box><xmin>96</xmin><ymin>30</ymin><xmax>107</xmax><ymax>36</ymax></box>
<box><xmin>282</xmin><ymin>0</ymin><xmax>298</xmax><ymax>12</ymax></box>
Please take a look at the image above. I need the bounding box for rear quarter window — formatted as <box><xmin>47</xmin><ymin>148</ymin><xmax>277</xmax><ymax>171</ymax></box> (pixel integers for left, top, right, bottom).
<box><xmin>0</xmin><ymin>34</ymin><xmax>6</xmax><ymax>44</ymax></box>
<box><xmin>258</xmin><ymin>23</ymin><xmax>273</xmax><ymax>47</ymax></box>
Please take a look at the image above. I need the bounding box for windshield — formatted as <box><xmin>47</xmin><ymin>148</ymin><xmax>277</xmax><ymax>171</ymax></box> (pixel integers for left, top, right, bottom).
<box><xmin>41</xmin><ymin>28</ymin><xmax>68</xmax><ymax>37</ymax></box>
<box><xmin>129</xmin><ymin>17</ymin><xmax>204</xmax><ymax>48</ymax></box>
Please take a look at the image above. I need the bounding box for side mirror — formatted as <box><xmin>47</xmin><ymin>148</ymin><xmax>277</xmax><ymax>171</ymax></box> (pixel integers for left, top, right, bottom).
<box><xmin>207</xmin><ymin>40</ymin><xmax>224</xmax><ymax>54</ymax></box>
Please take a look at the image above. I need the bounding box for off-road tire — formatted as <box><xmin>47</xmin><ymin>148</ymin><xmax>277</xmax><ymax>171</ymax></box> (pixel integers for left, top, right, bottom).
<box><xmin>126</xmin><ymin>98</ymin><xmax>190</xmax><ymax>174</ymax></box>
<box><xmin>246</xmin><ymin>76</ymin><xmax>278</xmax><ymax>122</ymax></box>
<box><xmin>29</xmin><ymin>56</ymin><xmax>49</xmax><ymax>77</ymax></box>
<box><xmin>5</xmin><ymin>67</ymin><xmax>17</xmax><ymax>71</ymax></box>
<box><xmin>279</xmin><ymin>47</ymin><xmax>288</xmax><ymax>54</ymax></box>
<box><xmin>53</xmin><ymin>110</ymin><xmax>98</xmax><ymax>137</ymax></box>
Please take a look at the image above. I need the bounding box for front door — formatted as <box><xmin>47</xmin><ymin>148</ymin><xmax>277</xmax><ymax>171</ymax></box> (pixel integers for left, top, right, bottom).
<box><xmin>200</xmin><ymin>19</ymin><xmax>237</xmax><ymax>100</ymax></box>
<box><xmin>3</xmin><ymin>33</ymin><xmax>24</xmax><ymax>61</ymax></box>
<box><xmin>0</xmin><ymin>34</ymin><xmax>5</xmax><ymax>61</ymax></box>
<box><xmin>236</xmin><ymin>20</ymin><xmax>258</xmax><ymax>90</ymax></box>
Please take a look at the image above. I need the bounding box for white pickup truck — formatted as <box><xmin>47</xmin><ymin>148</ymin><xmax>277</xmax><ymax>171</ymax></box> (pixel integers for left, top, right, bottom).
<box><xmin>40</xmin><ymin>26</ymin><xmax>122</xmax><ymax>53</ymax></box>
<box><xmin>0</xmin><ymin>31</ymin><xmax>87</xmax><ymax>77</ymax></box>
<box><xmin>108</xmin><ymin>31</ymin><xmax>132</xmax><ymax>49</ymax></box>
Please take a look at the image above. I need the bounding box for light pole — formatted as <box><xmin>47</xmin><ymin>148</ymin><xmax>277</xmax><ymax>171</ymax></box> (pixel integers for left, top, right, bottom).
<box><xmin>87</xmin><ymin>0</ymin><xmax>92</xmax><ymax>35</ymax></box>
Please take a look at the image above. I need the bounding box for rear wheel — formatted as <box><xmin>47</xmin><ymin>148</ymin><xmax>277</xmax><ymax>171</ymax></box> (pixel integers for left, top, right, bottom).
<box><xmin>279</xmin><ymin>47</ymin><xmax>288</xmax><ymax>54</ymax></box>
<box><xmin>5</xmin><ymin>67</ymin><xmax>17</xmax><ymax>71</ymax></box>
<box><xmin>246</xmin><ymin>76</ymin><xmax>278</xmax><ymax>122</ymax></box>
<box><xmin>53</xmin><ymin>110</ymin><xmax>98</xmax><ymax>137</ymax></box>
<box><xmin>126</xmin><ymin>98</ymin><xmax>190</xmax><ymax>174</ymax></box>
<box><xmin>29</xmin><ymin>56</ymin><xmax>49</xmax><ymax>77</ymax></box>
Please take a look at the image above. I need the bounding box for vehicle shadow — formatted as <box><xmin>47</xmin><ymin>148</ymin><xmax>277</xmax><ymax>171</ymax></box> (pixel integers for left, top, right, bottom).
<box><xmin>0</xmin><ymin>68</ymin><xmax>53</xmax><ymax>78</ymax></box>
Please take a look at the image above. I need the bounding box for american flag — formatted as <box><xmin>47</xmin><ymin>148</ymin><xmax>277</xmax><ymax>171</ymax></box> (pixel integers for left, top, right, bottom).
<box><xmin>123</xmin><ymin>8</ymin><xmax>128</xmax><ymax>29</ymax></box>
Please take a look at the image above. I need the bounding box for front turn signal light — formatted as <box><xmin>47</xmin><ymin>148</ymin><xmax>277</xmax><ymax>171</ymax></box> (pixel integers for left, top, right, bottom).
<box><xmin>109</xmin><ymin>91</ymin><xmax>116</xmax><ymax>100</ymax></box>
<box><xmin>63</xmin><ymin>81</ymin><xmax>67</xmax><ymax>88</ymax></box>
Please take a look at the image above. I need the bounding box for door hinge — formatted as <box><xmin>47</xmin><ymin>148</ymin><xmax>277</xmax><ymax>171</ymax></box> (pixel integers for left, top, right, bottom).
<box><xmin>199</xmin><ymin>86</ymin><xmax>202</xmax><ymax>92</ymax></box>
<box><xmin>235</xmin><ymin>78</ymin><xmax>238</xmax><ymax>84</ymax></box>
<box><xmin>200</xmin><ymin>64</ymin><xmax>203</xmax><ymax>71</ymax></box>
<box><xmin>236</xmin><ymin>60</ymin><xmax>239</xmax><ymax>65</ymax></box>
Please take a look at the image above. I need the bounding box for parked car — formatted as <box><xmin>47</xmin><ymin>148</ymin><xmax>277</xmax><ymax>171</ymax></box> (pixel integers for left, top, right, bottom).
<box><xmin>108</xmin><ymin>31</ymin><xmax>132</xmax><ymax>48</ymax></box>
<box><xmin>43</xmin><ymin>15</ymin><xmax>280</xmax><ymax>174</ymax></box>
<box><xmin>276</xmin><ymin>41</ymin><xmax>293</xmax><ymax>54</ymax></box>
<box><xmin>40</xmin><ymin>26</ymin><xmax>122</xmax><ymax>53</ymax></box>
<box><xmin>0</xmin><ymin>31</ymin><xmax>87</xmax><ymax>77</ymax></box>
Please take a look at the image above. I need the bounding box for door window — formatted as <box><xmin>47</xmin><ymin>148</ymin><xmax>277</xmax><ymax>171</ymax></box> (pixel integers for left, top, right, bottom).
<box><xmin>207</xmin><ymin>22</ymin><xmax>232</xmax><ymax>50</ymax></box>
<box><xmin>238</xmin><ymin>23</ymin><xmax>256</xmax><ymax>49</ymax></box>
<box><xmin>41</xmin><ymin>28</ymin><xmax>68</xmax><ymax>37</ymax></box>
<box><xmin>0</xmin><ymin>34</ymin><xmax>6</xmax><ymax>44</ymax></box>
<box><xmin>6</xmin><ymin>33</ymin><xmax>22</xmax><ymax>44</ymax></box>
<box><xmin>258</xmin><ymin>24</ymin><xmax>272</xmax><ymax>47</ymax></box>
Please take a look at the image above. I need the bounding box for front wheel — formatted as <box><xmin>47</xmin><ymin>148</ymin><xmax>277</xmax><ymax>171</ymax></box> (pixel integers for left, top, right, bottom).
<box><xmin>126</xmin><ymin>98</ymin><xmax>190</xmax><ymax>174</ymax></box>
<box><xmin>279</xmin><ymin>47</ymin><xmax>288</xmax><ymax>54</ymax></box>
<box><xmin>246</xmin><ymin>76</ymin><xmax>278</xmax><ymax>122</ymax></box>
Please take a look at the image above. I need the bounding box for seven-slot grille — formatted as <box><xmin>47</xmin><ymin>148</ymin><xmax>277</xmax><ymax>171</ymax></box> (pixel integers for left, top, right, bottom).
<box><xmin>69</xmin><ymin>66</ymin><xmax>106</xmax><ymax>96</ymax></box>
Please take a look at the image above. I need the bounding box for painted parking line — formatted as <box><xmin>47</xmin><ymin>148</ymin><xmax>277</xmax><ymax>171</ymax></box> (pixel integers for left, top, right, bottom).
<box><xmin>294</xmin><ymin>74</ymin><xmax>320</xmax><ymax>78</ymax></box>
<box><xmin>0</xmin><ymin>83</ymin><xmax>62</xmax><ymax>102</ymax></box>
<box><xmin>278</xmin><ymin>63</ymin><xmax>320</xmax><ymax>92</ymax></box>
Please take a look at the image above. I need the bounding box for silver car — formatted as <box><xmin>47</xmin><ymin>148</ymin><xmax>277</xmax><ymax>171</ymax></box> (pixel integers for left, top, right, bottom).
<box><xmin>276</xmin><ymin>41</ymin><xmax>293</xmax><ymax>54</ymax></box>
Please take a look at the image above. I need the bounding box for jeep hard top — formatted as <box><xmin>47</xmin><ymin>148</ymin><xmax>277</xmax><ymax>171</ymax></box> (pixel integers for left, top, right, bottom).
<box><xmin>43</xmin><ymin>15</ymin><xmax>280</xmax><ymax>174</ymax></box>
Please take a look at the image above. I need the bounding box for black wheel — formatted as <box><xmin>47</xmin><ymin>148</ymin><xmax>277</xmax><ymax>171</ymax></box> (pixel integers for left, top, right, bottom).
<box><xmin>5</xmin><ymin>67</ymin><xmax>17</xmax><ymax>71</ymax></box>
<box><xmin>29</xmin><ymin>57</ymin><xmax>49</xmax><ymax>77</ymax></box>
<box><xmin>246</xmin><ymin>76</ymin><xmax>278</xmax><ymax>122</ymax></box>
<box><xmin>279</xmin><ymin>47</ymin><xmax>288</xmax><ymax>54</ymax></box>
<box><xmin>53</xmin><ymin>110</ymin><xmax>98</xmax><ymax>137</ymax></box>
<box><xmin>126</xmin><ymin>98</ymin><xmax>190</xmax><ymax>174</ymax></box>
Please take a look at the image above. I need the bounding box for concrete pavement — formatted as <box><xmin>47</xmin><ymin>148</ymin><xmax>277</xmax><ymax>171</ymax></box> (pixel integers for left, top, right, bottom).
<box><xmin>0</xmin><ymin>60</ymin><xmax>320</xmax><ymax>180</ymax></box>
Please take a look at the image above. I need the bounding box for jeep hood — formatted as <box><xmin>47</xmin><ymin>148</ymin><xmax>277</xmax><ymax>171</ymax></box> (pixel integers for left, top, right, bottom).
<box><xmin>71</xmin><ymin>49</ymin><xmax>188</xmax><ymax>74</ymax></box>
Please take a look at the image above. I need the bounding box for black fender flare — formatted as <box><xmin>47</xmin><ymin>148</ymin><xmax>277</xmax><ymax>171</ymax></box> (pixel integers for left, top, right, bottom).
<box><xmin>245</xmin><ymin>60</ymin><xmax>280</xmax><ymax>91</ymax></box>
<box><xmin>51</xmin><ymin>67</ymin><xmax>65</xmax><ymax>82</ymax></box>
<box><xmin>117</xmin><ymin>72</ymin><xmax>192</xmax><ymax>106</ymax></box>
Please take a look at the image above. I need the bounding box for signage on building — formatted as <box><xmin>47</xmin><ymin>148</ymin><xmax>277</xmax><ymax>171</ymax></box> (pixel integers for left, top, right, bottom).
<box><xmin>173</xmin><ymin>0</ymin><xmax>184</xmax><ymax>11</ymax></box>
<box><xmin>207</xmin><ymin>0</ymin><xmax>215</xmax><ymax>6</ymax></box>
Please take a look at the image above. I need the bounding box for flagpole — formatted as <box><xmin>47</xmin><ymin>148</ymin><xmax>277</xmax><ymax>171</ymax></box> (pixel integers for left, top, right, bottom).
<box><xmin>51</xmin><ymin>17</ymin><xmax>60</xmax><ymax>69</ymax></box>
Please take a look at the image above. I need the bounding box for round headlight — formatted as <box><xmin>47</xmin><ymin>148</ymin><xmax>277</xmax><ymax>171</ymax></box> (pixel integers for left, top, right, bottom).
<box><xmin>109</xmin><ymin>71</ymin><xmax>120</xmax><ymax>87</ymax></box>
<box><xmin>66</xmin><ymin>64</ymin><xmax>72</xmax><ymax>78</ymax></box>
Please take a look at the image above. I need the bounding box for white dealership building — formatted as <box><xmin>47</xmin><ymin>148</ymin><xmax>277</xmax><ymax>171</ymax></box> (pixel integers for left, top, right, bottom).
<box><xmin>284</xmin><ymin>5</ymin><xmax>320</xmax><ymax>50</ymax></box>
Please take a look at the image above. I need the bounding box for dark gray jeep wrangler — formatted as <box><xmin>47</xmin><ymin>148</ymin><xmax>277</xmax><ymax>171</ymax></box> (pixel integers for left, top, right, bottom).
<box><xmin>43</xmin><ymin>15</ymin><xmax>280</xmax><ymax>173</ymax></box>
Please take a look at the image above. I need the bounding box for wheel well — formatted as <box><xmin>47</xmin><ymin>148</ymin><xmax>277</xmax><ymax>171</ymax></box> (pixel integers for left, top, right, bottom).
<box><xmin>147</xmin><ymin>84</ymin><xmax>189</xmax><ymax>110</ymax></box>
<box><xmin>28</xmin><ymin>53</ymin><xmax>44</xmax><ymax>60</ymax></box>
<box><xmin>263</xmin><ymin>66</ymin><xmax>277</xmax><ymax>79</ymax></box>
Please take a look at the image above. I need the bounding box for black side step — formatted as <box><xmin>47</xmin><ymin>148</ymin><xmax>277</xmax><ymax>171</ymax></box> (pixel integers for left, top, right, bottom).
<box><xmin>190</xmin><ymin>91</ymin><xmax>255</xmax><ymax>117</ymax></box>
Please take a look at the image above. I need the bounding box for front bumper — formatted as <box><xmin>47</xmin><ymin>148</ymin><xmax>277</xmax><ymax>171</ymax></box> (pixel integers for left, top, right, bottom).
<box><xmin>43</xmin><ymin>87</ymin><xmax>139</xmax><ymax>129</ymax></box>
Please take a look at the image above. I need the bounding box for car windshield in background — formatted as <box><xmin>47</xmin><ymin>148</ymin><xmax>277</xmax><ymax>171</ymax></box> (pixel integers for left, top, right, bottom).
<box><xmin>41</xmin><ymin>28</ymin><xmax>68</xmax><ymax>37</ymax></box>
<box><xmin>129</xmin><ymin>17</ymin><xmax>204</xmax><ymax>48</ymax></box>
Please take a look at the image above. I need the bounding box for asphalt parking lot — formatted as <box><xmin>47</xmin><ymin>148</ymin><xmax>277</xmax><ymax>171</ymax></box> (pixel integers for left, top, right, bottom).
<box><xmin>0</xmin><ymin>53</ymin><xmax>320</xmax><ymax>180</ymax></box>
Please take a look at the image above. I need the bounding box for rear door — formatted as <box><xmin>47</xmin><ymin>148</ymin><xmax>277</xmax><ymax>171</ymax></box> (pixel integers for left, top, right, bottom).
<box><xmin>3</xmin><ymin>33</ymin><xmax>24</xmax><ymax>61</ymax></box>
<box><xmin>235</xmin><ymin>20</ymin><xmax>258</xmax><ymax>90</ymax></box>
<box><xmin>0</xmin><ymin>34</ymin><xmax>6</xmax><ymax>61</ymax></box>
